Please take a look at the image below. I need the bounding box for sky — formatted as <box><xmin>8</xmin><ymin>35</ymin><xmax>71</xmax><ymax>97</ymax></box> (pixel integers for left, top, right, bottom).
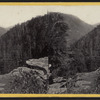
<box><xmin>0</xmin><ymin>5</ymin><xmax>100</xmax><ymax>28</ymax></box>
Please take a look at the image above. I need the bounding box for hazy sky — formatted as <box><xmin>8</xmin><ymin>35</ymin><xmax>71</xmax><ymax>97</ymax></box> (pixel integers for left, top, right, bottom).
<box><xmin>0</xmin><ymin>5</ymin><xmax>100</xmax><ymax>28</ymax></box>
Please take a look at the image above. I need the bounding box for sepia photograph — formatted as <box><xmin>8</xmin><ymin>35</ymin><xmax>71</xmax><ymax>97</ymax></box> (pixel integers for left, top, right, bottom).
<box><xmin>0</xmin><ymin>5</ymin><xmax>99</xmax><ymax>94</ymax></box>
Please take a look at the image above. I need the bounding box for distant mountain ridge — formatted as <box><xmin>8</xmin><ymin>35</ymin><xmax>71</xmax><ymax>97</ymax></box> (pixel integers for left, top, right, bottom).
<box><xmin>61</xmin><ymin>13</ymin><xmax>94</xmax><ymax>44</ymax></box>
<box><xmin>0</xmin><ymin>27</ymin><xmax>7</xmax><ymax>37</ymax></box>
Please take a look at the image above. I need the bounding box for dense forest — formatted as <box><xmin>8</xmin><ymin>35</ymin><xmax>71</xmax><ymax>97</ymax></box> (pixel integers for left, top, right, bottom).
<box><xmin>0</xmin><ymin>13</ymin><xmax>68</xmax><ymax>77</ymax></box>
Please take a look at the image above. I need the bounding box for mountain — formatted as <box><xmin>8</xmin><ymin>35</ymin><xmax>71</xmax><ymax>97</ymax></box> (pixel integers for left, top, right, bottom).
<box><xmin>0</xmin><ymin>27</ymin><xmax>7</xmax><ymax>37</ymax></box>
<box><xmin>0</xmin><ymin>12</ymin><xmax>94</xmax><ymax>78</ymax></box>
<box><xmin>61</xmin><ymin>13</ymin><xmax>94</xmax><ymax>44</ymax></box>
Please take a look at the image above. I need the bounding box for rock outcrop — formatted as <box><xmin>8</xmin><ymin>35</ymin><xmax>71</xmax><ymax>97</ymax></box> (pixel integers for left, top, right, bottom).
<box><xmin>67</xmin><ymin>67</ymin><xmax>100</xmax><ymax>94</ymax></box>
<box><xmin>26</xmin><ymin>57</ymin><xmax>49</xmax><ymax>79</ymax></box>
<box><xmin>26</xmin><ymin>57</ymin><xmax>49</xmax><ymax>75</ymax></box>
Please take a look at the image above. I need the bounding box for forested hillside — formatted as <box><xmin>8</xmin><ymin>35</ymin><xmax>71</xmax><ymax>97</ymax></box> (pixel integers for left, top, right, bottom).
<box><xmin>62</xmin><ymin>13</ymin><xmax>94</xmax><ymax>44</ymax></box>
<box><xmin>0</xmin><ymin>12</ymin><xmax>94</xmax><ymax>78</ymax></box>
<box><xmin>71</xmin><ymin>25</ymin><xmax>100</xmax><ymax>74</ymax></box>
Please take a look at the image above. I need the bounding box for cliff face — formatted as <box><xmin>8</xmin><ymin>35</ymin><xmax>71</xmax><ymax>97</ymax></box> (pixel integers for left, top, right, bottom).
<box><xmin>72</xmin><ymin>25</ymin><xmax>100</xmax><ymax>74</ymax></box>
<box><xmin>0</xmin><ymin>12</ymin><xmax>93</xmax><ymax>78</ymax></box>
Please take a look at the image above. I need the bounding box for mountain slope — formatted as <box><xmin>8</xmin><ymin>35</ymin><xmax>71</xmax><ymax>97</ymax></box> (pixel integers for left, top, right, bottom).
<box><xmin>61</xmin><ymin>13</ymin><xmax>94</xmax><ymax>44</ymax></box>
<box><xmin>72</xmin><ymin>25</ymin><xmax>100</xmax><ymax>74</ymax></box>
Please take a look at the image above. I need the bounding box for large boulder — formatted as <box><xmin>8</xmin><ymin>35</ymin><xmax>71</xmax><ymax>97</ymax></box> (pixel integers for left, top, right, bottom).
<box><xmin>0</xmin><ymin>67</ymin><xmax>48</xmax><ymax>93</ymax></box>
<box><xmin>26</xmin><ymin>57</ymin><xmax>49</xmax><ymax>75</ymax></box>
